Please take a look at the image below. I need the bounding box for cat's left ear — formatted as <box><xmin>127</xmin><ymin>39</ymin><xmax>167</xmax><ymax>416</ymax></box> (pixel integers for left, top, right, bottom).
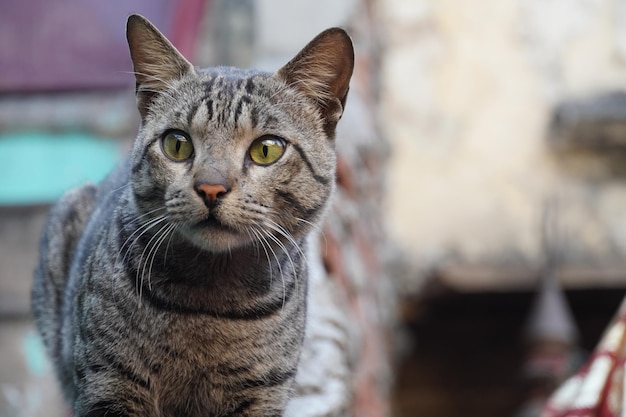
<box><xmin>277</xmin><ymin>28</ymin><xmax>354</xmax><ymax>135</ymax></box>
<box><xmin>126</xmin><ymin>14</ymin><xmax>194</xmax><ymax>119</ymax></box>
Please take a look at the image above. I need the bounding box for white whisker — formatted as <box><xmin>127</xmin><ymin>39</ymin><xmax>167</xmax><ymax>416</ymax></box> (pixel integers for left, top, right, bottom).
<box><xmin>264</xmin><ymin>219</ymin><xmax>306</xmax><ymax>261</ymax></box>
<box><xmin>163</xmin><ymin>222</ymin><xmax>179</xmax><ymax>263</ymax></box>
<box><xmin>115</xmin><ymin>212</ymin><xmax>167</xmax><ymax>266</ymax></box>
<box><xmin>145</xmin><ymin>222</ymin><xmax>176</xmax><ymax>291</ymax></box>
<box><xmin>112</xmin><ymin>211</ymin><xmax>164</xmax><ymax>307</ymax></box>
<box><xmin>245</xmin><ymin>227</ymin><xmax>261</xmax><ymax>260</ymax></box>
<box><xmin>250</xmin><ymin>226</ymin><xmax>275</xmax><ymax>284</ymax></box>
<box><xmin>256</xmin><ymin>227</ymin><xmax>288</xmax><ymax>311</ymax></box>
<box><xmin>136</xmin><ymin>220</ymin><xmax>170</xmax><ymax>298</ymax></box>
<box><xmin>122</xmin><ymin>71</ymin><xmax>180</xmax><ymax>97</ymax></box>
<box><xmin>296</xmin><ymin>216</ymin><xmax>328</xmax><ymax>249</ymax></box>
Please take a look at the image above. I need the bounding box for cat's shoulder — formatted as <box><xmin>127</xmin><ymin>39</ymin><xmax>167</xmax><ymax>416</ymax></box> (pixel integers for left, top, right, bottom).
<box><xmin>35</xmin><ymin>182</ymin><xmax>99</xmax><ymax>288</ymax></box>
<box><xmin>43</xmin><ymin>183</ymin><xmax>99</xmax><ymax>246</ymax></box>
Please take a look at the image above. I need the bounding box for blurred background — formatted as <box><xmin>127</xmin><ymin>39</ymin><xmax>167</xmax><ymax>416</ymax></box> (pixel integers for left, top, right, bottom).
<box><xmin>2</xmin><ymin>0</ymin><xmax>626</xmax><ymax>416</ymax></box>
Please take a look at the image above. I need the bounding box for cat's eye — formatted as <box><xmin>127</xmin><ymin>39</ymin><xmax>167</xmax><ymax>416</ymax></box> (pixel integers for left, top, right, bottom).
<box><xmin>161</xmin><ymin>130</ymin><xmax>194</xmax><ymax>161</ymax></box>
<box><xmin>249</xmin><ymin>136</ymin><xmax>286</xmax><ymax>166</ymax></box>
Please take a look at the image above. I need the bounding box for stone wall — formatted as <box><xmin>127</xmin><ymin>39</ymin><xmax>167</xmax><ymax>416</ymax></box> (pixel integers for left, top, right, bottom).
<box><xmin>376</xmin><ymin>0</ymin><xmax>626</xmax><ymax>291</ymax></box>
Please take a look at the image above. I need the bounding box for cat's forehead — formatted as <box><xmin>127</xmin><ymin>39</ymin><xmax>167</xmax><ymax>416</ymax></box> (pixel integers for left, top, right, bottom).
<box><xmin>193</xmin><ymin>67</ymin><xmax>276</xmax><ymax>96</ymax></box>
<box><xmin>139</xmin><ymin>66</ymin><xmax>292</xmax><ymax>142</ymax></box>
<box><xmin>198</xmin><ymin>66</ymin><xmax>264</xmax><ymax>79</ymax></box>
<box><xmin>141</xmin><ymin>64</ymin><xmax>321</xmax><ymax>145</ymax></box>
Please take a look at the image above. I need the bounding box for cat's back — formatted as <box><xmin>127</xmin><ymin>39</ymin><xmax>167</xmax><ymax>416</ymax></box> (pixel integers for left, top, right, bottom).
<box><xmin>36</xmin><ymin>158</ymin><xmax>130</xmax><ymax>281</ymax></box>
<box><xmin>31</xmin><ymin>159</ymin><xmax>130</xmax><ymax>393</ymax></box>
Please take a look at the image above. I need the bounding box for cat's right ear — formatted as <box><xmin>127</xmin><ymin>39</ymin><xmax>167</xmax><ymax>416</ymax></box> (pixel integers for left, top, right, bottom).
<box><xmin>126</xmin><ymin>14</ymin><xmax>194</xmax><ymax>119</ymax></box>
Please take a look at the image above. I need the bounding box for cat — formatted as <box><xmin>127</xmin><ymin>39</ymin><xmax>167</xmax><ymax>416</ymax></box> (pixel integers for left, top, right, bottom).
<box><xmin>31</xmin><ymin>13</ymin><xmax>353</xmax><ymax>417</ymax></box>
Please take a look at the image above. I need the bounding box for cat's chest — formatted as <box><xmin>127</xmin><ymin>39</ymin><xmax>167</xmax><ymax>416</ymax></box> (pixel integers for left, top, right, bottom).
<box><xmin>147</xmin><ymin>314</ymin><xmax>290</xmax><ymax>410</ymax></box>
<box><xmin>153</xmin><ymin>367</ymin><xmax>228</xmax><ymax>417</ymax></box>
<box><xmin>145</xmin><ymin>323</ymin><xmax>237</xmax><ymax>415</ymax></box>
<box><xmin>149</xmin><ymin>337</ymin><xmax>255</xmax><ymax>417</ymax></box>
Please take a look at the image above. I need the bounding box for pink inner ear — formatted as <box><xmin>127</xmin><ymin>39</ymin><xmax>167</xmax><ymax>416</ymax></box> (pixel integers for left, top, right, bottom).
<box><xmin>127</xmin><ymin>14</ymin><xmax>195</xmax><ymax>119</ymax></box>
<box><xmin>127</xmin><ymin>14</ymin><xmax>194</xmax><ymax>93</ymax></box>
<box><xmin>277</xmin><ymin>28</ymin><xmax>354</xmax><ymax>107</ymax></box>
<box><xmin>312</xmin><ymin>31</ymin><xmax>354</xmax><ymax>100</ymax></box>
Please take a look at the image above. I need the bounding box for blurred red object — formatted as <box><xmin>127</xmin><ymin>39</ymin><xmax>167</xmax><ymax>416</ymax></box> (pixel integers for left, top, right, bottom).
<box><xmin>542</xmin><ymin>298</ymin><xmax>626</xmax><ymax>417</ymax></box>
<box><xmin>0</xmin><ymin>0</ymin><xmax>205</xmax><ymax>92</ymax></box>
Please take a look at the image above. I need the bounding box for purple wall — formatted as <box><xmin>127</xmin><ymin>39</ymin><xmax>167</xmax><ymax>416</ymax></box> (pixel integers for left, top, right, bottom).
<box><xmin>0</xmin><ymin>0</ymin><xmax>206</xmax><ymax>92</ymax></box>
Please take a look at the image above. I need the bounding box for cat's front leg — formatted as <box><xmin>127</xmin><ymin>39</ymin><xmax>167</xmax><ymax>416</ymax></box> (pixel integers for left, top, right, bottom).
<box><xmin>80</xmin><ymin>403</ymin><xmax>130</xmax><ymax>417</ymax></box>
<box><xmin>73</xmin><ymin>380</ymin><xmax>144</xmax><ymax>417</ymax></box>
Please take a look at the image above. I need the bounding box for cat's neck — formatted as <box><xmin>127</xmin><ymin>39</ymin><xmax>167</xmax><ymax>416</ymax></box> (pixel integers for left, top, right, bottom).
<box><xmin>116</xmin><ymin>191</ymin><xmax>306</xmax><ymax>314</ymax></box>
<box><xmin>129</xmin><ymin>234</ymin><xmax>306</xmax><ymax>316</ymax></box>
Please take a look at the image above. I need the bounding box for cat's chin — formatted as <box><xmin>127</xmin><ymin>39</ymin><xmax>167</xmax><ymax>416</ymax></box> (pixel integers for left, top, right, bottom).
<box><xmin>180</xmin><ymin>219</ymin><xmax>251</xmax><ymax>253</ymax></box>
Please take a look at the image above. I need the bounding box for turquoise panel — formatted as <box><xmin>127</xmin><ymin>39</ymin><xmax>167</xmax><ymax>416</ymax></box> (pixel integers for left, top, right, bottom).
<box><xmin>0</xmin><ymin>132</ymin><xmax>122</xmax><ymax>205</ymax></box>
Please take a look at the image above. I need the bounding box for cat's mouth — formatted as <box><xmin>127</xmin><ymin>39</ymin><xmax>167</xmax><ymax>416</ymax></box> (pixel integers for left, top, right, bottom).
<box><xmin>184</xmin><ymin>214</ymin><xmax>250</xmax><ymax>252</ymax></box>
<box><xmin>193</xmin><ymin>215</ymin><xmax>238</xmax><ymax>233</ymax></box>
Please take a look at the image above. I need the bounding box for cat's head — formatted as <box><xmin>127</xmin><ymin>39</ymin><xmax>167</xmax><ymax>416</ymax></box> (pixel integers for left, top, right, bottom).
<box><xmin>126</xmin><ymin>14</ymin><xmax>353</xmax><ymax>253</ymax></box>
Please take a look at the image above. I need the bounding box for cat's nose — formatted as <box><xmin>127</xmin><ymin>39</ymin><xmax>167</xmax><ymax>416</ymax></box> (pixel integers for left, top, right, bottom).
<box><xmin>195</xmin><ymin>182</ymin><xmax>229</xmax><ymax>206</ymax></box>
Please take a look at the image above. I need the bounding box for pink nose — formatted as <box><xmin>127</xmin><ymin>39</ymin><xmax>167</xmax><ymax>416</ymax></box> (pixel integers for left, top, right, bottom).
<box><xmin>195</xmin><ymin>183</ymin><xmax>228</xmax><ymax>205</ymax></box>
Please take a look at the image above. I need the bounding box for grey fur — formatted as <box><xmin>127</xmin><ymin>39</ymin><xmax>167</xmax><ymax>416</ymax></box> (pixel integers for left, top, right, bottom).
<box><xmin>32</xmin><ymin>14</ymin><xmax>353</xmax><ymax>417</ymax></box>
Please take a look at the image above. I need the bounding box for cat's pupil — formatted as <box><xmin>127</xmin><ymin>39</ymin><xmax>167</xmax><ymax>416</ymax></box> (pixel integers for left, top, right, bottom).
<box><xmin>175</xmin><ymin>140</ymin><xmax>182</xmax><ymax>153</ymax></box>
<box><xmin>263</xmin><ymin>145</ymin><xmax>269</xmax><ymax>158</ymax></box>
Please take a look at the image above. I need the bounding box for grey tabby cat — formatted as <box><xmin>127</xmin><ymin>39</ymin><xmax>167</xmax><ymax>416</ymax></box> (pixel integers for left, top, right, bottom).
<box><xmin>32</xmin><ymin>14</ymin><xmax>353</xmax><ymax>417</ymax></box>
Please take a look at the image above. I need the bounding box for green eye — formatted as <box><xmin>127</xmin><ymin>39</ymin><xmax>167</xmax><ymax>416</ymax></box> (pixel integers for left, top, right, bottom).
<box><xmin>249</xmin><ymin>136</ymin><xmax>286</xmax><ymax>166</ymax></box>
<box><xmin>161</xmin><ymin>130</ymin><xmax>194</xmax><ymax>161</ymax></box>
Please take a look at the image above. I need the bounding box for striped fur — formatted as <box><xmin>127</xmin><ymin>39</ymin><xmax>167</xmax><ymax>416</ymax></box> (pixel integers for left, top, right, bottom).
<box><xmin>32</xmin><ymin>14</ymin><xmax>353</xmax><ymax>417</ymax></box>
